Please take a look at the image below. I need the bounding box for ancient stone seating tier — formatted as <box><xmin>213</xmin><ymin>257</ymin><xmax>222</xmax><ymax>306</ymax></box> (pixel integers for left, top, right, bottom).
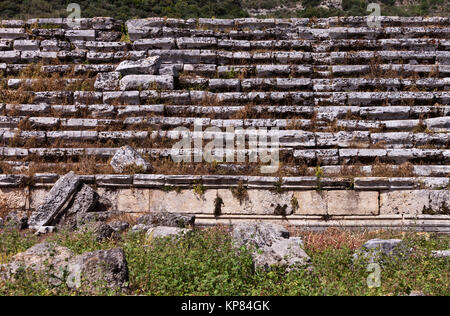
<box><xmin>0</xmin><ymin>17</ymin><xmax>449</xmax><ymax>230</ymax></box>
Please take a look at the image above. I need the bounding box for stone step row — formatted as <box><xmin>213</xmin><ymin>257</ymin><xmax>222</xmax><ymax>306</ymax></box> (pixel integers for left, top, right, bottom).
<box><xmin>127</xmin><ymin>25</ymin><xmax>450</xmax><ymax>41</ymax></box>
<box><xmin>0</xmin><ymin>63</ymin><xmax>115</xmax><ymax>75</ymax></box>
<box><xmin>0</xmin><ymin>173</ymin><xmax>448</xmax><ymax>190</ymax></box>
<box><xmin>1</xmin><ymin>17</ymin><xmax>121</xmax><ymax>30</ymax></box>
<box><xmin>1</xmin><ymin>114</ymin><xmax>448</xmax><ymax>132</ymax></box>
<box><xmin>0</xmin><ymin>128</ymin><xmax>450</xmax><ymax>149</ymax></box>
<box><xmin>294</xmin><ymin>148</ymin><xmax>450</xmax><ymax>165</ymax></box>
<box><xmin>213</xmin><ymin>64</ymin><xmax>450</xmax><ymax>78</ymax></box>
<box><xmin>5</xmin><ymin>16</ymin><xmax>444</xmax><ymax>31</ymax></box>
<box><xmin>7</xmin><ymin>90</ymin><xmax>447</xmax><ymax>106</ymax></box>
<box><xmin>2</xmin><ymin>38</ymin><xmax>449</xmax><ymax>54</ymax></box>
<box><xmin>0</xmin><ymin>28</ymin><xmax>123</xmax><ymax>42</ymax></box>
<box><xmin>3</xmin><ymin>104</ymin><xmax>448</xmax><ymax>120</ymax></box>
<box><xmin>0</xmin><ymin>40</ymin><xmax>128</xmax><ymax>52</ymax></box>
<box><xmin>146</xmin><ymin>49</ymin><xmax>450</xmax><ymax>65</ymax></box>
<box><xmin>0</xmin><ymin>146</ymin><xmax>448</xmax><ymax>165</ymax></box>
<box><xmin>330</xmin><ymin>51</ymin><xmax>450</xmax><ymax>65</ymax></box>
<box><xmin>1</xmin><ymin>123</ymin><xmax>448</xmax><ymax>148</ymax></box>
<box><xmin>2</xmin><ymin>62</ymin><xmax>449</xmax><ymax>81</ymax></box>
<box><xmin>178</xmin><ymin>77</ymin><xmax>450</xmax><ymax>92</ymax></box>
<box><xmin>126</xmin><ymin>17</ymin><xmax>450</xmax><ymax>34</ymax></box>
<box><xmin>0</xmin><ymin>49</ymin><xmax>150</xmax><ymax>64</ymax></box>
<box><xmin>5</xmin><ymin>76</ymin><xmax>450</xmax><ymax>94</ymax></box>
<box><xmin>3</xmin><ymin>160</ymin><xmax>449</xmax><ymax>178</ymax></box>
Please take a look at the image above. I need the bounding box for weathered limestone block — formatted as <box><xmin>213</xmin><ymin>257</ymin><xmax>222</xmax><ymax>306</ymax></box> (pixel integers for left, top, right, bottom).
<box><xmin>148</xmin><ymin>190</ymin><xmax>215</xmax><ymax>214</ymax></box>
<box><xmin>293</xmin><ymin>191</ymin><xmax>327</xmax><ymax>215</ymax></box>
<box><xmin>103</xmin><ymin>91</ymin><xmax>140</xmax><ymax>105</ymax></box>
<box><xmin>116</xmin><ymin>56</ymin><xmax>161</xmax><ymax>75</ymax></box>
<box><xmin>353</xmin><ymin>239</ymin><xmax>407</xmax><ymax>264</ymax></box>
<box><xmin>94</xmin><ymin>72</ymin><xmax>120</xmax><ymax>91</ymax></box>
<box><xmin>428</xmin><ymin>190</ymin><xmax>450</xmax><ymax>215</ymax></box>
<box><xmin>95</xmin><ymin>175</ymin><xmax>133</xmax><ymax>187</ymax></box>
<box><xmin>67</xmin><ymin>248</ymin><xmax>128</xmax><ymax>290</ymax></box>
<box><xmin>28</xmin><ymin>172</ymin><xmax>82</xmax><ymax>227</ymax></box>
<box><xmin>159</xmin><ymin>64</ymin><xmax>179</xmax><ymax>76</ymax></box>
<box><xmin>13</xmin><ymin>39</ymin><xmax>40</xmax><ymax>51</ymax></box>
<box><xmin>232</xmin><ymin>222</ymin><xmax>309</xmax><ymax>269</ymax></box>
<box><xmin>65</xmin><ymin>30</ymin><xmax>96</xmax><ymax>41</ymax></box>
<box><xmin>208</xmin><ymin>79</ymin><xmax>240</xmax><ymax>92</ymax></box>
<box><xmin>2</xmin><ymin>242</ymin><xmax>74</xmax><ymax>277</ymax></box>
<box><xmin>133</xmin><ymin>38</ymin><xmax>175</xmax><ymax>50</ymax></box>
<box><xmin>110</xmin><ymin>145</ymin><xmax>151</xmax><ymax>173</ymax></box>
<box><xmin>0</xmin><ymin>50</ymin><xmax>20</xmax><ymax>63</ymax></box>
<box><xmin>0</xmin><ymin>28</ymin><xmax>26</xmax><ymax>40</ymax></box>
<box><xmin>380</xmin><ymin>190</ymin><xmax>429</xmax><ymax>215</ymax></box>
<box><xmin>0</xmin><ymin>188</ymin><xmax>28</xmax><ymax>209</ymax></box>
<box><xmin>86</xmin><ymin>52</ymin><xmax>114</xmax><ymax>63</ymax></box>
<box><xmin>222</xmin><ymin>189</ymin><xmax>294</xmax><ymax>215</ymax></box>
<box><xmin>327</xmin><ymin>191</ymin><xmax>379</xmax><ymax>215</ymax></box>
<box><xmin>74</xmin><ymin>64</ymin><xmax>115</xmax><ymax>75</ymax></box>
<box><xmin>115</xmin><ymin>189</ymin><xmax>150</xmax><ymax>213</ymax></box>
<box><xmin>30</xmin><ymin>188</ymin><xmax>51</xmax><ymax>210</ymax></box>
<box><xmin>41</xmin><ymin>40</ymin><xmax>70</xmax><ymax>52</ymax></box>
<box><xmin>146</xmin><ymin>226</ymin><xmax>191</xmax><ymax>239</ymax></box>
<box><xmin>58</xmin><ymin>184</ymin><xmax>99</xmax><ymax>228</ymax></box>
<box><xmin>119</xmin><ymin>75</ymin><xmax>173</xmax><ymax>90</ymax></box>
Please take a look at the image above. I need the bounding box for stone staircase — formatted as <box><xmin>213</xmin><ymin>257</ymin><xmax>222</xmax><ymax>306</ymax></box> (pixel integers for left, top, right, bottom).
<box><xmin>0</xmin><ymin>17</ymin><xmax>448</xmax><ymax>231</ymax></box>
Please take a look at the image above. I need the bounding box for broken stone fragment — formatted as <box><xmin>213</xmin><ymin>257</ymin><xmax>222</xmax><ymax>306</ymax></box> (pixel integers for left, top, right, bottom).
<box><xmin>116</xmin><ymin>56</ymin><xmax>161</xmax><ymax>75</ymax></box>
<box><xmin>119</xmin><ymin>74</ymin><xmax>174</xmax><ymax>90</ymax></box>
<box><xmin>146</xmin><ymin>226</ymin><xmax>191</xmax><ymax>239</ymax></box>
<box><xmin>431</xmin><ymin>250</ymin><xmax>450</xmax><ymax>258</ymax></box>
<box><xmin>109</xmin><ymin>221</ymin><xmax>130</xmax><ymax>233</ymax></box>
<box><xmin>1</xmin><ymin>242</ymin><xmax>128</xmax><ymax>291</ymax></box>
<box><xmin>0</xmin><ymin>242</ymin><xmax>74</xmax><ymax>285</ymax></box>
<box><xmin>94</xmin><ymin>71</ymin><xmax>120</xmax><ymax>91</ymax></box>
<box><xmin>352</xmin><ymin>239</ymin><xmax>409</xmax><ymax>264</ymax></box>
<box><xmin>5</xmin><ymin>211</ymin><xmax>28</xmax><ymax>230</ymax></box>
<box><xmin>110</xmin><ymin>145</ymin><xmax>151</xmax><ymax>173</ymax></box>
<box><xmin>231</xmin><ymin>222</ymin><xmax>309</xmax><ymax>270</ymax></box>
<box><xmin>56</xmin><ymin>184</ymin><xmax>100</xmax><ymax>229</ymax></box>
<box><xmin>33</xmin><ymin>226</ymin><xmax>57</xmax><ymax>236</ymax></box>
<box><xmin>28</xmin><ymin>172</ymin><xmax>82</xmax><ymax>227</ymax></box>
<box><xmin>67</xmin><ymin>248</ymin><xmax>128</xmax><ymax>290</ymax></box>
<box><xmin>79</xmin><ymin>222</ymin><xmax>115</xmax><ymax>242</ymax></box>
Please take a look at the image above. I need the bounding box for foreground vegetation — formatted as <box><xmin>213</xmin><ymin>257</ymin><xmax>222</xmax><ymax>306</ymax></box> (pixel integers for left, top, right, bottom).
<box><xmin>0</xmin><ymin>0</ymin><xmax>448</xmax><ymax>20</ymax></box>
<box><xmin>0</xmin><ymin>226</ymin><xmax>448</xmax><ymax>296</ymax></box>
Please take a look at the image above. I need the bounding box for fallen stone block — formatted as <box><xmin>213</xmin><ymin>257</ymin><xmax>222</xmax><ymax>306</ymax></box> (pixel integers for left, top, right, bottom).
<box><xmin>4</xmin><ymin>211</ymin><xmax>28</xmax><ymax>230</ymax></box>
<box><xmin>33</xmin><ymin>226</ymin><xmax>57</xmax><ymax>236</ymax></box>
<box><xmin>232</xmin><ymin>222</ymin><xmax>309</xmax><ymax>269</ymax></box>
<box><xmin>431</xmin><ymin>250</ymin><xmax>450</xmax><ymax>258</ymax></box>
<box><xmin>56</xmin><ymin>184</ymin><xmax>99</xmax><ymax>229</ymax></box>
<box><xmin>353</xmin><ymin>239</ymin><xmax>409</xmax><ymax>264</ymax></box>
<box><xmin>1</xmin><ymin>242</ymin><xmax>74</xmax><ymax>280</ymax></box>
<box><xmin>78</xmin><ymin>222</ymin><xmax>115</xmax><ymax>241</ymax></box>
<box><xmin>67</xmin><ymin>248</ymin><xmax>128</xmax><ymax>290</ymax></box>
<box><xmin>116</xmin><ymin>56</ymin><xmax>161</xmax><ymax>75</ymax></box>
<box><xmin>94</xmin><ymin>71</ymin><xmax>120</xmax><ymax>91</ymax></box>
<box><xmin>28</xmin><ymin>172</ymin><xmax>82</xmax><ymax>227</ymax></box>
<box><xmin>109</xmin><ymin>221</ymin><xmax>130</xmax><ymax>233</ymax></box>
<box><xmin>146</xmin><ymin>226</ymin><xmax>191</xmax><ymax>239</ymax></box>
<box><xmin>119</xmin><ymin>74</ymin><xmax>174</xmax><ymax>90</ymax></box>
<box><xmin>110</xmin><ymin>145</ymin><xmax>151</xmax><ymax>173</ymax></box>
